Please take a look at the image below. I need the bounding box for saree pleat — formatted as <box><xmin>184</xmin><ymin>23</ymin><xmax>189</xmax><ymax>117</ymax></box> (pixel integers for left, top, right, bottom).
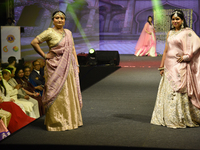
<box><xmin>37</xmin><ymin>28</ymin><xmax>83</xmax><ymax>131</ymax></box>
<box><xmin>44</xmin><ymin>62</ymin><xmax>83</xmax><ymax>131</ymax></box>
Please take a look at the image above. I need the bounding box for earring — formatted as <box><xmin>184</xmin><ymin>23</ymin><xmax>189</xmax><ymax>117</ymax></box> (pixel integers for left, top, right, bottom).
<box><xmin>171</xmin><ymin>24</ymin><xmax>174</xmax><ymax>28</ymax></box>
<box><xmin>181</xmin><ymin>22</ymin><xmax>184</xmax><ymax>29</ymax></box>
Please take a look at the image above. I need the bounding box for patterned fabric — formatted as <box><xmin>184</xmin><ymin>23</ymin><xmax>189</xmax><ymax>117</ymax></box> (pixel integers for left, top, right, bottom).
<box><xmin>0</xmin><ymin>109</ymin><xmax>11</xmax><ymax>127</ymax></box>
<box><xmin>44</xmin><ymin>63</ymin><xmax>83</xmax><ymax>131</ymax></box>
<box><xmin>37</xmin><ymin>28</ymin><xmax>83</xmax><ymax>131</ymax></box>
<box><xmin>151</xmin><ymin>28</ymin><xmax>200</xmax><ymax>128</ymax></box>
<box><xmin>151</xmin><ymin>75</ymin><xmax>200</xmax><ymax>128</ymax></box>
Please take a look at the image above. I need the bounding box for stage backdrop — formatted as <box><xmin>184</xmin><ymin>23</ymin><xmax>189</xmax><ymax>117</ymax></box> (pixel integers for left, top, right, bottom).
<box><xmin>1</xmin><ymin>26</ymin><xmax>21</xmax><ymax>63</ymax></box>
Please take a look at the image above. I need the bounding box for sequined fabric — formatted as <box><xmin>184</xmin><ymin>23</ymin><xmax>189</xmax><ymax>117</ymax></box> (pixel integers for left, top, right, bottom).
<box><xmin>151</xmin><ymin>28</ymin><xmax>200</xmax><ymax>128</ymax></box>
<box><xmin>37</xmin><ymin>28</ymin><xmax>66</xmax><ymax>48</ymax></box>
<box><xmin>151</xmin><ymin>75</ymin><xmax>200</xmax><ymax>128</ymax></box>
<box><xmin>164</xmin><ymin>28</ymin><xmax>200</xmax><ymax>108</ymax></box>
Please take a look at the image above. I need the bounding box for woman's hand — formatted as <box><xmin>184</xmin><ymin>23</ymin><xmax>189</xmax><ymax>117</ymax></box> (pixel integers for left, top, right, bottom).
<box><xmin>160</xmin><ymin>70</ymin><xmax>164</xmax><ymax>76</ymax></box>
<box><xmin>15</xmin><ymin>84</ymin><xmax>22</xmax><ymax>90</ymax></box>
<box><xmin>45</xmin><ymin>51</ymin><xmax>56</xmax><ymax>59</ymax></box>
<box><xmin>35</xmin><ymin>85</ymin><xmax>43</xmax><ymax>91</ymax></box>
<box><xmin>10</xmin><ymin>98</ymin><xmax>15</xmax><ymax>102</ymax></box>
<box><xmin>33</xmin><ymin>92</ymin><xmax>39</xmax><ymax>97</ymax></box>
<box><xmin>24</xmin><ymin>95</ymin><xmax>30</xmax><ymax>100</ymax></box>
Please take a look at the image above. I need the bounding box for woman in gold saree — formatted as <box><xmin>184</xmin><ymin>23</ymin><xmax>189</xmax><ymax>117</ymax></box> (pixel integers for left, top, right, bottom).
<box><xmin>31</xmin><ymin>11</ymin><xmax>83</xmax><ymax>131</ymax></box>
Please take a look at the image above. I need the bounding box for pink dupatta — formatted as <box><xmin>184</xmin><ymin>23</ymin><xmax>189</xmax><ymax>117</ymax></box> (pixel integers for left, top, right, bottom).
<box><xmin>42</xmin><ymin>29</ymin><xmax>80</xmax><ymax>110</ymax></box>
<box><xmin>135</xmin><ymin>22</ymin><xmax>157</xmax><ymax>56</ymax></box>
<box><xmin>165</xmin><ymin>28</ymin><xmax>200</xmax><ymax>108</ymax></box>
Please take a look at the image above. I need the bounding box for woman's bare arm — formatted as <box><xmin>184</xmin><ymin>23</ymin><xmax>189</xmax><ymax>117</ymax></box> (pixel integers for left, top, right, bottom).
<box><xmin>31</xmin><ymin>38</ymin><xmax>46</xmax><ymax>58</ymax></box>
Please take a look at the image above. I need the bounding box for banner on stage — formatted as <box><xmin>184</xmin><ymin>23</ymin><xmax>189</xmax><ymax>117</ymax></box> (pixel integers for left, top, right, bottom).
<box><xmin>1</xmin><ymin>26</ymin><xmax>21</xmax><ymax>63</ymax></box>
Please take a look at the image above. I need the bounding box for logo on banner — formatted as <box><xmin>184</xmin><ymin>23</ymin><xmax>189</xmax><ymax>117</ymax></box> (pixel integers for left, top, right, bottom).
<box><xmin>6</xmin><ymin>35</ymin><xmax>15</xmax><ymax>43</ymax></box>
<box><xmin>3</xmin><ymin>46</ymin><xmax>8</xmax><ymax>52</ymax></box>
<box><xmin>13</xmin><ymin>46</ymin><xmax>19</xmax><ymax>52</ymax></box>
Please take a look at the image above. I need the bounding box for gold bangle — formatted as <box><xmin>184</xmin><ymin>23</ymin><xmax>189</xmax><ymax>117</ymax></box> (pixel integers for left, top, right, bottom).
<box><xmin>158</xmin><ymin>67</ymin><xmax>164</xmax><ymax>71</ymax></box>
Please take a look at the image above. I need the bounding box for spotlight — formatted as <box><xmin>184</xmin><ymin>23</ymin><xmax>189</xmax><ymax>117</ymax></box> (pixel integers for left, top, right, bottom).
<box><xmin>88</xmin><ymin>48</ymin><xmax>97</xmax><ymax>66</ymax></box>
<box><xmin>89</xmin><ymin>48</ymin><xmax>95</xmax><ymax>54</ymax></box>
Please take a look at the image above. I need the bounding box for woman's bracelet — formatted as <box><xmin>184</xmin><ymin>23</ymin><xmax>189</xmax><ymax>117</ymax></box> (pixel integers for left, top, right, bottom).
<box><xmin>77</xmin><ymin>65</ymin><xmax>80</xmax><ymax>67</ymax></box>
<box><xmin>158</xmin><ymin>67</ymin><xmax>164</xmax><ymax>71</ymax></box>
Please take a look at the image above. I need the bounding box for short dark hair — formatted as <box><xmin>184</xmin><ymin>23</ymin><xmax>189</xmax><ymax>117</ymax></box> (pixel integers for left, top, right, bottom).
<box><xmin>15</xmin><ymin>67</ymin><xmax>24</xmax><ymax>79</ymax></box>
<box><xmin>52</xmin><ymin>10</ymin><xmax>66</xmax><ymax>20</ymax></box>
<box><xmin>8</xmin><ymin>56</ymin><xmax>16</xmax><ymax>64</ymax></box>
<box><xmin>32</xmin><ymin>60</ymin><xmax>40</xmax><ymax>66</ymax></box>
<box><xmin>24</xmin><ymin>66</ymin><xmax>31</xmax><ymax>71</ymax></box>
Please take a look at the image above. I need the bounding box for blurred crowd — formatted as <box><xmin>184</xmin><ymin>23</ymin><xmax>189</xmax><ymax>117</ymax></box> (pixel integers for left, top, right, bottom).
<box><xmin>0</xmin><ymin>56</ymin><xmax>45</xmax><ymax>141</ymax></box>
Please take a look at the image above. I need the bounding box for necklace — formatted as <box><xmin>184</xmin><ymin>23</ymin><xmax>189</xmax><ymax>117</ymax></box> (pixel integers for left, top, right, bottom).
<box><xmin>170</xmin><ymin>29</ymin><xmax>182</xmax><ymax>37</ymax></box>
<box><xmin>53</xmin><ymin>28</ymin><xmax>65</xmax><ymax>37</ymax></box>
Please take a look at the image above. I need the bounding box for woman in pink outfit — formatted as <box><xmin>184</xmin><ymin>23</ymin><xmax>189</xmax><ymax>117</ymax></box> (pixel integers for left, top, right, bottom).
<box><xmin>151</xmin><ymin>10</ymin><xmax>200</xmax><ymax>128</ymax></box>
<box><xmin>135</xmin><ymin>16</ymin><xmax>157</xmax><ymax>57</ymax></box>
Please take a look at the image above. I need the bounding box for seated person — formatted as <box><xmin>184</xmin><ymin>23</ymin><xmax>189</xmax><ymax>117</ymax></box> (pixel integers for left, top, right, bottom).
<box><xmin>24</xmin><ymin>61</ymin><xmax>33</xmax><ymax>72</ymax></box>
<box><xmin>24</xmin><ymin>66</ymin><xmax>44</xmax><ymax>96</ymax></box>
<box><xmin>15</xmin><ymin>67</ymin><xmax>45</xmax><ymax>116</ymax></box>
<box><xmin>6</xmin><ymin>68</ymin><xmax>40</xmax><ymax>119</ymax></box>
<box><xmin>30</xmin><ymin>60</ymin><xmax>45</xmax><ymax>95</ymax></box>
<box><xmin>2</xmin><ymin>69</ymin><xmax>39</xmax><ymax>118</ymax></box>
<box><xmin>36</xmin><ymin>58</ymin><xmax>45</xmax><ymax>77</ymax></box>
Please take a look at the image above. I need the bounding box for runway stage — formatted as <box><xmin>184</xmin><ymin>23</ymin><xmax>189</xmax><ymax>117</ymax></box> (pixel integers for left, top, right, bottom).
<box><xmin>1</xmin><ymin>55</ymin><xmax>200</xmax><ymax>150</ymax></box>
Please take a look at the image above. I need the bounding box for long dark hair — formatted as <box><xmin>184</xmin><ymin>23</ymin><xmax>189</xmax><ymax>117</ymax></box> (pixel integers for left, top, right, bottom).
<box><xmin>0</xmin><ymin>80</ymin><xmax>6</xmax><ymax>96</ymax></box>
<box><xmin>147</xmin><ymin>16</ymin><xmax>153</xmax><ymax>25</ymax></box>
<box><xmin>0</xmin><ymin>72</ymin><xmax>6</xmax><ymax>96</ymax></box>
<box><xmin>170</xmin><ymin>9</ymin><xmax>188</xmax><ymax>30</ymax></box>
<box><xmin>15</xmin><ymin>67</ymin><xmax>24</xmax><ymax>80</ymax></box>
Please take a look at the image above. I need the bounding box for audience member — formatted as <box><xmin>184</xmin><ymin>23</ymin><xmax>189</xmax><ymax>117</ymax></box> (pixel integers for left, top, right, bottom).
<box><xmin>24</xmin><ymin>61</ymin><xmax>33</xmax><ymax>72</ymax></box>
<box><xmin>2</xmin><ymin>69</ymin><xmax>38</xmax><ymax>118</ymax></box>
<box><xmin>37</xmin><ymin>58</ymin><xmax>45</xmax><ymax>76</ymax></box>
<box><xmin>24</xmin><ymin>66</ymin><xmax>44</xmax><ymax>95</ymax></box>
<box><xmin>15</xmin><ymin>67</ymin><xmax>45</xmax><ymax>116</ymax></box>
<box><xmin>30</xmin><ymin>60</ymin><xmax>45</xmax><ymax>95</ymax></box>
<box><xmin>6</xmin><ymin>68</ymin><xmax>40</xmax><ymax>119</ymax></box>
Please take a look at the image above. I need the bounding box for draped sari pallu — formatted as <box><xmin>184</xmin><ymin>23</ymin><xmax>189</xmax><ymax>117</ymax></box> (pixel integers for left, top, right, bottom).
<box><xmin>135</xmin><ymin>22</ymin><xmax>157</xmax><ymax>57</ymax></box>
<box><xmin>42</xmin><ymin>30</ymin><xmax>81</xmax><ymax>111</ymax></box>
<box><xmin>164</xmin><ymin>28</ymin><xmax>200</xmax><ymax>108</ymax></box>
